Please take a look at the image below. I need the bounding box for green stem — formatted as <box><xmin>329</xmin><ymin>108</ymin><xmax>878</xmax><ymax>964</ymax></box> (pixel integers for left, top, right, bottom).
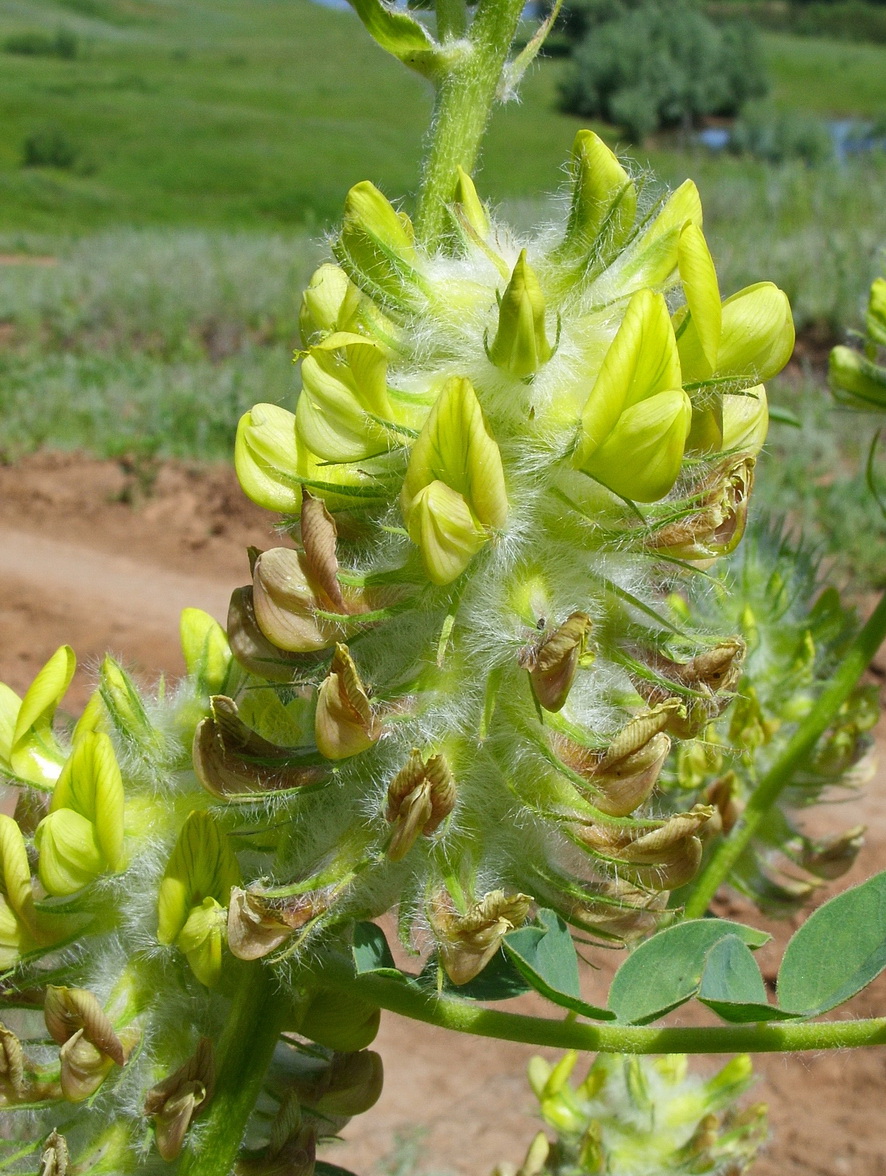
<box><xmin>435</xmin><ymin>0</ymin><xmax>468</xmax><ymax>41</ymax></box>
<box><xmin>684</xmin><ymin>588</ymin><xmax>886</xmax><ymax>920</ymax></box>
<box><xmin>178</xmin><ymin>961</ymin><xmax>289</xmax><ymax>1176</ymax></box>
<box><xmin>414</xmin><ymin>0</ymin><xmax>525</xmax><ymax>248</ymax></box>
<box><xmin>320</xmin><ymin>961</ymin><xmax>886</xmax><ymax>1054</ymax></box>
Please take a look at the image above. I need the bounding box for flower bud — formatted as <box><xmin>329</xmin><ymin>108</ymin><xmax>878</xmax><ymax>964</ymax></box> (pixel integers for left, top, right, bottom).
<box><xmin>45</xmin><ymin>986</ymin><xmax>126</xmax><ymax>1102</ymax></box>
<box><xmin>866</xmin><ymin>275</ymin><xmax>886</xmax><ymax>345</ymax></box>
<box><xmin>647</xmin><ymin>457</ymin><xmax>755</xmax><ymax>563</ymax></box>
<box><xmin>634</xmin><ymin>640</ymin><xmax>745</xmax><ymax>736</ymax></box>
<box><xmin>829</xmin><ymin>344</ymin><xmax>886</xmax><ymax>408</ymax></box>
<box><xmin>300</xmin><ymin>488</ymin><xmax>348</xmax><ymax>612</ymax></box>
<box><xmin>679</xmin><ymin>281</ymin><xmax>794</xmax><ymax>387</ymax></box>
<box><xmin>558</xmin><ymin>879</ymin><xmax>667</xmax><ymax>942</ymax></box>
<box><xmin>227</xmin><ymin>886</ymin><xmax>334</xmax><ymax>961</ymax></box>
<box><xmin>181</xmin><ymin>608</ymin><xmax>232</xmax><ymax>698</ymax></box>
<box><xmin>0</xmin><ymin>814</ymin><xmax>37</xmax><ymax>937</ymax></box>
<box><xmin>99</xmin><ymin>655</ymin><xmax>165</xmax><ymax>759</ymax></box>
<box><xmin>721</xmin><ymin>386</ymin><xmax>769</xmax><ymax>455</ymax></box>
<box><xmin>704</xmin><ymin>773</ymin><xmax>741</xmax><ymax>836</ymax></box>
<box><xmin>334</xmin><ymin>181</ymin><xmax>421</xmax><ymax>307</ymax></box>
<box><xmin>676</xmin><ymin>223</ymin><xmax>721</xmax><ymax>377</ymax></box>
<box><xmin>677</xmin><ymin>733</ymin><xmax>724</xmax><ymax>791</ymax></box>
<box><xmin>6</xmin><ymin>645</ymin><xmax>75</xmax><ymax>787</ymax></box>
<box><xmin>296</xmin><ymin>333</ymin><xmax>397</xmax><ymax>463</ymax></box>
<box><xmin>193</xmin><ymin>701</ymin><xmax>326</xmax><ymax>801</ymax></box>
<box><xmin>488</xmin><ymin>251</ymin><xmax>553</xmax><ymax>379</ymax></box>
<box><xmin>252</xmin><ymin>547</ymin><xmax>345</xmax><ymax>653</ymax></box>
<box><xmin>0</xmin><ymin>1022</ymin><xmax>27</xmax><ymax>1101</ymax></box>
<box><xmin>453</xmin><ymin>166</ymin><xmax>490</xmax><ymax>240</ymax></box>
<box><xmin>385</xmin><ymin>749</ymin><xmax>456</xmax><ymax>860</ymax></box>
<box><xmin>227</xmin><ymin>587</ymin><xmax>306</xmax><ymax>682</ymax></box>
<box><xmin>575</xmin><ymin>805</ymin><xmax>714</xmax><ymax>889</ymax></box>
<box><xmin>315</xmin><ymin>644</ymin><xmax>380</xmax><ymax>761</ymax></box>
<box><xmin>401</xmin><ymin>376</ymin><xmax>508</xmax><ymax>583</ymax></box>
<box><xmin>40</xmin><ymin>1131</ymin><xmax>69</xmax><ymax>1176</ymax></box>
<box><xmin>618</xmin><ymin>179</ymin><xmax>702</xmax><ymax>290</ymax></box>
<box><xmin>144</xmin><ymin>1037</ymin><xmax>215</xmax><ymax>1161</ymax></box>
<box><xmin>799</xmin><ymin>825</ymin><xmax>865</xmax><ymax>881</ymax></box>
<box><xmin>36</xmin><ymin>732</ymin><xmax>124</xmax><ymax>896</ymax></box>
<box><xmin>290</xmin><ymin>1049</ymin><xmax>384</xmax><ymax>1117</ymax></box>
<box><xmin>575</xmin><ymin>289</ymin><xmax>691</xmax><ymax>502</ymax></box>
<box><xmin>521</xmin><ymin>612</ymin><xmax>592</xmax><ymax>713</ymax></box>
<box><xmin>558</xmin><ymin>130</ymin><xmax>637</xmax><ymax>260</ymax></box>
<box><xmin>554</xmin><ymin>705</ymin><xmax>673</xmax><ymax>817</ymax></box>
<box><xmin>404</xmin><ymin>481</ymin><xmax>487</xmax><ymax>586</ymax></box>
<box><xmin>299</xmin><ymin>263</ymin><xmax>362</xmax><ymax>344</ymax></box>
<box><xmin>299</xmin><ymin>991</ymin><xmax>381</xmax><ymax>1054</ymax></box>
<box><xmin>514</xmin><ymin>1130</ymin><xmax>550</xmax><ymax>1176</ymax></box>
<box><xmin>157</xmin><ymin>811</ymin><xmax>241</xmax><ymax>987</ymax></box>
<box><xmin>430</xmin><ymin>890</ymin><xmax>532</xmax><ymax>985</ymax></box>
<box><xmin>235</xmin><ymin>403</ymin><xmax>303</xmax><ymax>515</ymax></box>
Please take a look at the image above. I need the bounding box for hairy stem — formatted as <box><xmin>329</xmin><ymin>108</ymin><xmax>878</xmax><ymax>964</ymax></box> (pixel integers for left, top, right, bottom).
<box><xmin>414</xmin><ymin>0</ymin><xmax>525</xmax><ymax>248</ymax></box>
<box><xmin>319</xmin><ymin>960</ymin><xmax>886</xmax><ymax>1054</ymax></box>
<box><xmin>178</xmin><ymin>961</ymin><xmax>289</xmax><ymax>1176</ymax></box>
<box><xmin>684</xmin><ymin>588</ymin><xmax>886</xmax><ymax>919</ymax></box>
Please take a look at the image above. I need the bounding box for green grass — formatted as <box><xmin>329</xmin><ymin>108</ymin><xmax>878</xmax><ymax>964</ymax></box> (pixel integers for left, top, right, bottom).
<box><xmin>0</xmin><ymin>230</ymin><xmax>320</xmax><ymax>460</ymax></box>
<box><xmin>0</xmin><ymin>0</ymin><xmax>591</xmax><ymax>231</ymax></box>
<box><xmin>763</xmin><ymin>32</ymin><xmax>886</xmax><ymax>116</ymax></box>
<box><xmin>0</xmin><ymin>0</ymin><xmax>884</xmax><ymax>231</ymax></box>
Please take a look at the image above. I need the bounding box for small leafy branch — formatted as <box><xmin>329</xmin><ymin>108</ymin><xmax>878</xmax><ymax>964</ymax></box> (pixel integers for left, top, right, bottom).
<box><xmin>0</xmin><ymin>3</ymin><xmax>884</xmax><ymax>1175</ymax></box>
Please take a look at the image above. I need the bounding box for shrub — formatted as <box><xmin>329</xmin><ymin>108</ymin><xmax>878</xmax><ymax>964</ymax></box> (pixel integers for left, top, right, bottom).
<box><xmin>3</xmin><ymin>27</ymin><xmax>78</xmax><ymax>59</ymax></box>
<box><xmin>21</xmin><ymin>126</ymin><xmax>79</xmax><ymax>170</ymax></box>
<box><xmin>557</xmin><ymin>0</ymin><xmax>768</xmax><ymax>141</ymax></box>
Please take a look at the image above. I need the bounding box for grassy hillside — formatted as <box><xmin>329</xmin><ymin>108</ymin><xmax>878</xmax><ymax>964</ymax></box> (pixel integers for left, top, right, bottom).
<box><xmin>0</xmin><ymin>0</ymin><xmax>591</xmax><ymax>231</ymax></box>
<box><xmin>763</xmin><ymin>31</ymin><xmax>886</xmax><ymax>116</ymax></box>
<box><xmin>1</xmin><ymin>0</ymin><xmax>884</xmax><ymax>231</ymax></box>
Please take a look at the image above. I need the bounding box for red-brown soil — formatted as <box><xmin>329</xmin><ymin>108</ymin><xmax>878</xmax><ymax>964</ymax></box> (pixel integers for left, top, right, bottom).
<box><xmin>1</xmin><ymin>452</ymin><xmax>883</xmax><ymax>1176</ymax></box>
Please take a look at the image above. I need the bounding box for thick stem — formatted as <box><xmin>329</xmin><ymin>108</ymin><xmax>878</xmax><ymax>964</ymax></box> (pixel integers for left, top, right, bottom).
<box><xmin>178</xmin><ymin>961</ymin><xmax>289</xmax><ymax>1176</ymax></box>
<box><xmin>320</xmin><ymin>961</ymin><xmax>886</xmax><ymax>1054</ymax></box>
<box><xmin>414</xmin><ymin>0</ymin><xmax>525</xmax><ymax>248</ymax></box>
<box><xmin>684</xmin><ymin>589</ymin><xmax>886</xmax><ymax>920</ymax></box>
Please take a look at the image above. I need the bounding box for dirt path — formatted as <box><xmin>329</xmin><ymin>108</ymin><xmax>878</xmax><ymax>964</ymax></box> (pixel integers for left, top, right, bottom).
<box><xmin>1</xmin><ymin>452</ymin><xmax>884</xmax><ymax>1176</ymax></box>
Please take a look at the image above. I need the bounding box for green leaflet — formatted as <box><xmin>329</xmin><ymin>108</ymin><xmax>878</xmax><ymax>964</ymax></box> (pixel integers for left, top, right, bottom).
<box><xmin>504</xmin><ymin>908</ymin><xmax>614</xmax><ymax>1021</ymax></box>
<box><xmin>352</xmin><ymin>920</ymin><xmax>404</xmax><ymax>981</ymax></box>
<box><xmin>609</xmin><ymin>919</ymin><xmax>769</xmax><ymax>1025</ymax></box>
<box><xmin>347</xmin><ymin>0</ymin><xmax>442</xmax><ymax>79</ymax></box>
<box><xmin>777</xmin><ymin>870</ymin><xmax>886</xmax><ymax>1017</ymax></box>
<box><xmin>698</xmin><ymin>935</ymin><xmax>796</xmax><ymax>1023</ymax></box>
